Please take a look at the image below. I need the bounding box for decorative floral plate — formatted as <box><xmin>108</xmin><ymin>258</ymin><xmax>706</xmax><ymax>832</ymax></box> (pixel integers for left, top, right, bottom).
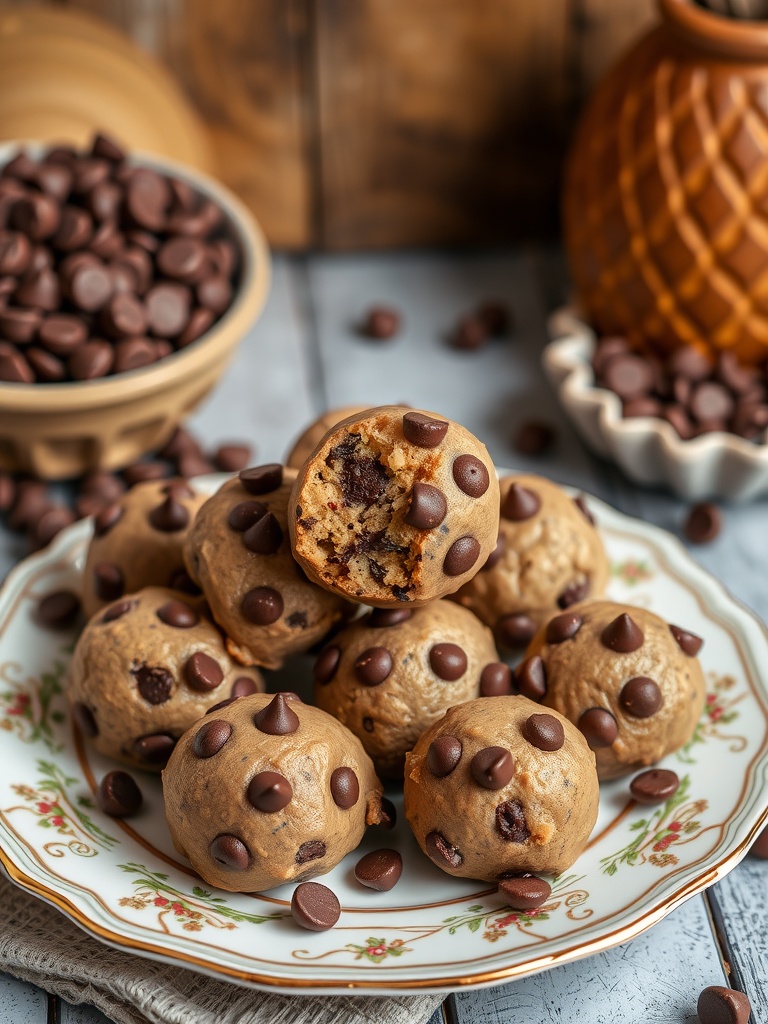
<box><xmin>1</xmin><ymin>477</ymin><xmax>767</xmax><ymax>995</ymax></box>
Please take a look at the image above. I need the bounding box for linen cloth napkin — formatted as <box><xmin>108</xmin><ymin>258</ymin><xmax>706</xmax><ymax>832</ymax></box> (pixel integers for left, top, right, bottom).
<box><xmin>0</xmin><ymin>873</ymin><xmax>442</xmax><ymax>1024</ymax></box>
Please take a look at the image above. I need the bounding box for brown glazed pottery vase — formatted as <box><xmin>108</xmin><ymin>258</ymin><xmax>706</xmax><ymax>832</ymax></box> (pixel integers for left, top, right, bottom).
<box><xmin>564</xmin><ymin>0</ymin><xmax>768</xmax><ymax>366</ymax></box>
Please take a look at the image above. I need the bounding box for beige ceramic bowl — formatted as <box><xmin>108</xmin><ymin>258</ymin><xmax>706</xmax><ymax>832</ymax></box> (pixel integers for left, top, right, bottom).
<box><xmin>0</xmin><ymin>145</ymin><xmax>270</xmax><ymax>480</ymax></box>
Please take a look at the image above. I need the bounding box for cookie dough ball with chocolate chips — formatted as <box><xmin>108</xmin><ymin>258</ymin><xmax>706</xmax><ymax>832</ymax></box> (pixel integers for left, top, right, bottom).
<box><xmin>82</xmin><ymin>479</ymin><xmax>206</xmax><ymax>618</ymax></box>
<box><xmin>452</xmin><ymin>476</ymin><xmax>609</xmax><ymax>651</ymax></box>
<box><xmin>68</xmin><ymin>587</ymin><xmax>264</xmax><ymax>772</ymax></box>
<box><xmin>289</xmin><ymin>406</ymin><xmax>500</xmax><ymax>607</ymax></box>
<box><xmin>184</xmin><ymin>464</ymin><xmax>352</xmax><ymax>670</ymax></box>
<box><xmin>313</xmin><ymin>600</ymin><xmax>500</xmax><ymax>779</ymax></box>
<box><xmin>404</xmin><ymin>696</ymin><xmax>599</xmax><ymax>881</ymax></box>
<box><xmin>286</xmin><ymin>406</ymin><xmax>372</xmax><ymax>470</ymax></box>
<box><xmin>524</xmin><ymin>600</ymin><xmax>706</xmax><ymax>780</ymax></box>
<box><xmin>162</xmin><ymin>692</ymin><xmax>384</xmax><ymax>892</ymax></box>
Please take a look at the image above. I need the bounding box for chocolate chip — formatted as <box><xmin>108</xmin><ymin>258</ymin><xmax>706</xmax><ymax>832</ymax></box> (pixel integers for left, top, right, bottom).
<box><xmin>93</xmin><ymin>563</ymin><xmax>124</xmax><ymax>601</ymax></box>
<box><xmin>578</xmin><ymin>708</ymin><xmax>618</xmax><ymax>748</ymax></box>
<box><xmin>210</xmin><ymin>833</ymin><xmax>250</xmax><ymax>871</ymax></box>
<box><xmin>514</xmin><ymin>422</ymin><xmax>556</xmax><ymax>456</ymax></box>
<box><xmin>355</xmin><ymin>849</ymin><xmax>403</xmax><ymax>891</ymax></box>
<box><xmin>426</xmin><ymin>830</ymin><xmax>463</xmax><ymax>868</ymax></box>
<box><xmin>254</xmin><ymin>693</ymin><xmax>299</xmax><ymax>735</ymax></box>
<box><xmin>557</xmin><ymin>578</ymin><xmax>590</xmax><ymax>609</ymax></box>
<box><xmin>15</xmin><ymin>267</ymin><xmax>59</xmax><ymax>311</ymax></box>
<box><xmin>133</xmin><ymin>733</ymin><xmax>176</xmax><ymax>765</ymax></box>
<box><xmin>291</xmin><ymin>881</ymin><xmax>340</xmax><ymax>931</ymax></box>
<box><xmin>97</xmin><ymin>770</ymin><xmax>143</xmax><ymax>817</ymax></box>
<box><xmin>157</xmin><ymin>236</ymin><xmax>208</xmax><ymax>282</ymax></box>
<box><xmin>501</xmin><ymin>483</ymin><xmax>541</xmax><ymax>521</ymax></box>
<box><xmin>25</xmin><ymin>347</ymin><xmax>65</xmax><ymax>383</ymax></box>
<box><xmin>624</xmin><ymin>396</ymin><xmax>663</xmax><ymax>418</ymax></box>
<box><xmin>361</xmin><ymin>306</ymin><xmax>400</xmax><ymax>339</ymax></box>
<box><xmin>241</xmin><ymin>586</ymin><xmax>283</xmax><ymax>625</ymax></box>
<box><xmin>124</xmin><ymin>461</ymin><xmax>169</xmax><ymax>486</ymax></box>
<box><xmin>427</xmin><ymin>735</ymin><xmax>463</xmax><ymax>777</ymax></box>
<box><xmin>101</xmin><ymin>599</ymin><xmax>136</xmax><ymax>623</ymax></box>
<box><xmin>197</xmin><ymin>274</ymin><xmax>232</xmax><ymax>314</ymax></box>
<box><xmin>378</xmin><ymin>796</ymin><xmax>396</xmax><ymax>829</ymax></box>
<box><xmin>495</xmin><ymin>800</ymin><xmax>530</xmax><ymax>843</ymax></box>
<box><xmin>402</xmin><ymin>412</ymin><xmax>449</xmax><ymax>448</ymax></box>
<box><xmin>242</xmin><ymin>511</ymin><xmax>283</xmax><ymax>554</ymax></box>
<box><xmin>668</xmin><ymin>346</ymin><xmax>711</xmax><ymax>381</ymax></box>
<box><xmin>10</xmin><ymin>193</ymin><xmax>61</xmax><ymax>241</ymax></box>
<box><xmin>369</xmin><ymin>608</ymin><xmax>413</xmax><ymax>628</ymax></box>
<box><xmin>247</xmin><ymin>770</ymin><xmax>293</xmax><ymax>812</ymax></box>
<box><xmin>670</xmin><ymin>624</ymin><xmax>704</xmax><ymax>656</ymax></box>
<box><xmin>0</xmin><ymin>231</ymin><xmax>31</xmax><ymax>275</ymax></box>
<box><xmin>496</xmin><ymin>613</ymin><xmax>537</xmax><ymax>650</ymax></box>
<box><xmin>601</xmin><ymin>613</ymin><xmax>644</xmax><ymax>653</ymax></box>
<box><xmin>482</xmin><ymin>535</ymin><xmax>505</xmax><ymax>571</ymax></box>
<box><xmin>663</xmin><ymin>404</ymin><xmax>695</xmax><ymax>439</ymax></box>
<box><xmin>429</xmin><ymin>643</ymin><xmax>467</xmax><ymax>681</ymax></box>
<box><xmin>749</xmin><ymin>825</ymin><xmax>768</xmax><ymax>859</ymax></box>
<box><xmin>546</xmin><ymin>611</ymin><xmax>583</xmax><ymax>644</ymax></box>
<box><xmin>168</xmin><ymin>568</ymin><xmax>201</xmax><ymax>595</ymax></box>
<box><xmin>480</xmin><ymin>662</ymin><xmax>512</xmax><ymax>697</ymax></box>
<box><xmin>36</xmin><ymin>590</ymin><xmax>80</xmax><ymax>629</ymax></box>
<box><xmin>573</xmin><ymin>495</ymin><xmax>595</xmax><ymax>525</ymax></box>
<box><xmin>330</xmin><ymin>766</ymin><xmax>359</xmax><ymax>809</ymax></box>
<box><xmin>205</xmin><ymin>697</ymin><xmax>237</xmax><ymax>715</ymax></box>
<box><xmin>0</xmin><ymin>307</ymin><xmax>40</xmax><ymax>343</ymax></box>
<box><xmin>213</xmin><ymin>444</ymin><xmax>252</xmax><ymax>472</ymax></box>
<box><xmin>522</xmin><ymin>713</ymin><xmax>564</xmax><ymax>751</ymax></box>
<box><xmin>227</xmin><ymin>500</ymin><xmax>267</xmax><ymax>531</ymax></box>
<box><xmin>443</xmin><ymin>535</ymin><xmax>480</xmax><ymax>576</ymax></box>
<box><xmin>690</xmin><ymin>381</ymin><xmax>735</xmax><ymax>423</ymax></box>
<box><xmin>470</xmin><ymin>746</ymin><xmax>515</xmax><ymax>789</ymax></box>
<box><xmin>630</xmin><ymin>768</ymin><xmax>680</xmax><ymax>805</ymax></box>
<box><xmin>239</xmin><ymin>464</ymin><xmax>283</xmax><ymax>494</ymax></box>
<box><xmin>363</xmin><ymin>716</ymin><xmax>375</xmax><ymax>732</ymax></box>
<box><xmin>0</xmin><ymin>344</ymin><xmax>34</xmax><ymax>382</ymax></box>
<box><xmin>337</xmin><ymin>453</ymin><xmax>388</xmax><ymax>507</ymax></box>
<box><xmin>113</xmin><ymin>337</ymin><xmax>156</xmax><ymax>374</ymax></box>
<box><xmin>157</xmin><ymin>600</ymin><xmax>199</xmax><ymax>628</ymax></box>
<box><xmin>295</xmin><ymin>840</ymin><xmax>327</xmax><ymax>865</ymax></box>
<box><xmin>498</xmin><ymin>875</ymin><xmax>552</xmax><ymax>910</ymax></box>
<box><xmin>452</xmin><ymin>455</ymin><xmax>490</xmax><ymax>498</ymax></box>
<box><xmin>314</xmin><ymin>646</ymin><xmax>341</xmax><ymax>685</ymax></box>
<box><xmin>149</xmin><ymin>496</ymin><xmax>189</xmax><ymax>532</ymax></box>
<box><xmin>132</xmin><ymin>664</ymin><xmax>173</xmax><ymax>705</ymax></box>
<box><xmin>145</xmin><ymin>282</ymin><xmax>191</xmax><ymax>336</ymax></box>
<box><xmin>192</xmin><ymin>719</ymin><xmax>233</xmax><ymax>759</ymax></box>
<box><xmin>185</xmin><ymin>652</ymin><xmax>224</xmax><ymax>692</ymax></box>
<box><xmin>453</xmin><ymin>315</ymin><xmax>488</xmax><ymax>350</ymax></box>
<box><xmin>354</xmin><ymin>647</ymin><xmax>393</xmax><ymax>686</ymax></box>
<box><xmin>404</xmin><ymin>482</ymin><xmax>448</xmax><ymax>529</ymax></box>
<box><xmin>696</xmin><ymin>986</ymin><xmax>751</xmax><ymax>1024</ymax></box>
<box><xmin>73</xmin><ymin>701</ymin><xmax>98</xmax><ymax>738</ymax></box>
<box><xmin>230</xmin><ymin>676</ymin><xmax>259</xmax><ymax>698</ymax></box>
<box><xmin>684</xmin><ymin>503</ymin><xmax>722</xmax><ymax>544</ymax></box>
<box><xmin>93</xmin><ymin>503</ymin><xmax>123</xmax><ymax>536</ymax></box>
<box><xmin>602</xmin><ymin>354</ymin><xmax>655</xmax><ymax>400</ymax></box>
<box><xmin>620</xmin><ymin>677</ymin><xmax>663</xmax><ymax>718</ymax></box>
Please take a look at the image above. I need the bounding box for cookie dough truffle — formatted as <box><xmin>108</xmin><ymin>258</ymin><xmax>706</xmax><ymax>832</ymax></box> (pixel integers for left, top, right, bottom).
<box><xmin>289</xmin><ymin>406</ymin><xmax>500</xmax><ymax>607</ymax></box>
<box><xmin>404</xmin><ymin>696</ymin><xmax>598</xmax><ymax>881</ymax></box>
<box><xmin>68</xmin><ymin>587</ymin><xmax>264</xmax><ymax>772</ymax></box>
<box><xmin>452</xmin><ymin>475</ymin><xmax>609</xmax><ymax>650</ymax></box>
<box><xmin>525</xmin><ymin>600</ymin><xmax>706</xmax><ymax>780</ymax></box>
<box><xmin>286</xmin><ymin>406</ymin><xmax>372</xmax><ymax>470</ymax></box>
<box><xmin>183</xmin><ymin>465</ymin><xmax>353</xmax><ymax>670</ymax></box>
<box><xmin>82</xmin><ymin>479</ymin><xmax>206</xmax><ymax>618</ymax></box>
<box><xmin>314</xmin><ymin>600</ymin><xmax>500</xmax><ymax>779</ymax></box>
<box><xmin>162</xmin><ymin>692</ymin><xmax>384</xmax><ymax>892</ymax></box>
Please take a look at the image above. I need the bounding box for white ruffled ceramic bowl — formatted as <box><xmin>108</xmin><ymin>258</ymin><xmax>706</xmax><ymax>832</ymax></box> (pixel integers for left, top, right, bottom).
<box><xmin>544</xmin><ymin>308</ymin><xmax>768</xmax><ymax>502</ymax></box>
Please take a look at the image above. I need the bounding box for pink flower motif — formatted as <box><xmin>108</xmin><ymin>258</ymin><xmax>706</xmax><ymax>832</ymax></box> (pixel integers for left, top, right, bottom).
<box><xmin>171</xmin><ymin>902</ymin><xmax>184</xmax><ymax>914</ymax></box>
<box><xmin>669</xmin><ymin>821</ymin><xmax>682</xmax><ymax>832</ymax></box>
<box><xmin>154</xmin><ymin>896</ymin><xmax>169</xmax><ymax>907</ymax></box>
<box><xmin>16</xmin><ymin>694</ymin><xmax>29</xmax><ymax>705</ymax></box>
<box><xmin>367</xmin><ymin>945</ymin><xmax>386</xmax><ymax>957</ymax></box>
<box><xmin>706</xmin><ymin>694</ymin><xmax>717</xmax><ymax>705</ymax></box>
<box><xmin>711</xmin><ymin>707</ymin><xmax>723</xmax><ymax>722</ymax></box>
<box><xmin>7</xmin><ymin>707</ymin><xmax>22</xmax><ymax>716</ymax></box>
<box><xmin>37</xmin><ymin>802</ymin><xmax>52</xmax><ymax>813</ymax></box>
<box><xmin>50</xmin><ymin>815</ymin><xmax>64</xmax><ymax>826</ymax></box>
<box><xmin>495</xmin><ymin>913</ymin><xmax>519</xmax><ymax>928</ymax></box>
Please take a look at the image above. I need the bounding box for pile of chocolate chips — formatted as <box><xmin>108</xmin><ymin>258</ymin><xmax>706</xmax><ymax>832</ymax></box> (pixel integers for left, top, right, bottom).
<box><xmin>0</xmin><ymin>426</ymin><xmax>251</xmax><ymax>553</ymax></box>
<box><xmin>592</xmin><ymin>337</ymin><xmax>768</xmax><ymax>441</ymax></box>
<box><xmin>0</xmin><ymin>133</ymin><xmax>239</xmax><ymax>383</ymax></box>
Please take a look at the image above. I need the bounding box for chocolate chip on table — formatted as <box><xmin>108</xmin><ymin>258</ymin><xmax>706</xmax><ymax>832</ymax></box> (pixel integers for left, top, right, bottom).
<box><xmin>443</xmin><ymin>535</ymin><xmax>481</xmax><ymax>576</ymax></box>
<box><xmin>157</xmin><ymin>600</ymin><xmax>199</xmax><ymax>628</ymax></box>
<box><xmin>210</xmin><ymin>833</ymin><xmax>250</xmax><ymax>872</ymax></box>
<box><xmin>355</xmin><ymin>849</ymin><xmax>403</xmax><ymax>891</ymax></box>
<box><xmin>354</xmin><ymin>647</ymin><xmax>393</xmax><ymax>686</ymax></box>
<box><xmin>749</xmin><ymin>824</ymin><xmax>768</xmax><ymax>859</ymax></box>
<box><xmin>330</xmin><ymin>766</ymin><xmax>359</xmax><ymax>808</ymax></box>
<box><xmin>254</xmin><ymin>693</ymin><xmax>300</xmax><ymax>735</ymax></box>
<box><xmin>480</xmin><ymin>661</ymin><xmax>512</xmax><ymax>697</ymax></box>
<box><xmin>696</xmin><ymin>985</ymin><xmax>752</xmax><ymax>1024</ymax></box>
<box><xmin>361</xmin><ymin>305</ymin><xmax>401</xmax><ymax>340</ymax></box>
<box><xmin>248</xmin><ymin>770</ymin><xmax>293</xmax><ymax>812</ymax></box>
<box><xmin>291</xmin><ymin>882</ymin><xmax>341</xmax><ymax>931</ymax></box>
<box><xmin>185</xmin><ymin>651</ymin><xmax>224</xmax><ymax>691</ymax></box>
<box><xmin>601</xmin><ymin>612</ymin><xmax>644</xmax><ymax>653</ymax></box>
<box><xmin>404</xmin><ymin>482</ymin><xmax>448</xmax><ymax>529</ymax></box>
<box><xmin>239</xmin><ymin>464</ymin><xmax>283</xmax><ymax>495</ymax></box>
<box><xmin>36</xmin><ymin>590</ymin><xmax>80</xmax><ymax>629</ymax></box>
<box><xmin>546</xmin><ymin>611</ymin><xmax>583</xmax><ymax>644</ymax></box>
<box><xmin>213</xmin><ymin>444</ymin><xmax>252</xmax><ymax>472</ymax></box>
<box><xmin>426</xmin><ymin>830</ymin><xmax>463</xmax><ymax>868</ymax></box>
<box><xmin>522</xmin><ymin>713</ymin><xmax>564</xmax><ymax>751</ymax></box>
<box><xmin>684</xmin><ymin>502</ymin><xmax>722</xmax><ymax>544</ymax></box>
<box><xmin>630</xmin><ymin>768</ymin><xmax>680</xmax><ymax>805</ymax></box>
<box><xmin>514</xmin><ymin>420</ymin><xmax>556</xmax><ymax>456</ymax></box>
<box><xmin>496</xmin><ymin>613</ymin><xmax>537</xmax><ymax>650</ymax></box>
<box><xmin>133</xmin><ymin>733</ymin><xmax>176</xmax><ymax>765</ymax></box>
<box><xmin>470</xmin><ymin>746</ymin><xmax>515</xmax><ymax>789</ymax></box>
<box><xmin>620</xmin><ymin>677</ymin><xmax>663</xmax><ymax>718</ymax></box>
<box><xmin>578</xmin><ymin>707</ymin><xmax>618</xmax><ymax>749</ymax></box>
<box><xmin>429</xmin><ymin>643</ymin><xmax>467</xmax><ymax>681</ymax></box>
<box><xmin>97</xmin><ymin>770</ymin><xmax>143</xmax><ymax>817</ymax></box>
<box><xmin>498</xmin><ymin>875</ymin><xmax>551</xmax><ymax>910</ymax></box>
<box><xmin>427</xmin><ymin>735</ymin><xmax>463</xmax><ymax>777</ymax></box>
<box><xmin>453</xmin><ymin>315</ymin><xmax>488</xmax><ymax>350</ymax></box>
<box><xmin>670</xmin><ymin>623</ymin><xmax>704</xmax><ymax>656</ymax></box>
<box><xmin>477</xmin><ymin>300</ymin><xmax>510</xmax><ymax>336</ymax></box>
<box><xmin>501</xmin><ymin>483</ymin><xmax>541</xmax><ymax>521</ymax></box>
<box><xmin>402</xmin><ymin>411</ymin><xmax>449</xmax><ymax>448</ymax></box>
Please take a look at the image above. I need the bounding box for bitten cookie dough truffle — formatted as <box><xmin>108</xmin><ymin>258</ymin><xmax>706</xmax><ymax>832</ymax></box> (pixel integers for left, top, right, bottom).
<box><xmin>162</xmin><ymin>692</ymin><xmax>384</xmax><ymax>892</ymax></box>
<box><xmin>68</xmin><ymin>587</ymin><xmax>264</xmax><ymax>771</ymax></box>
<box><xmin>524</xmin><ymin>600</ymin><xmax>706</xmax><ymax>780</ymax></box>
<box><xmin>183</xmin><ymin>465</ymin><xmax>353</xmax><ymax>670</ymax></box>
<box><xmin>404</xmin><ymin>696</ymin><xmax>599</xmax><ymax>881</ymax></box>
<box><xmin>313</xmin><ymin>600</ymin><xmax>500</xmax><ymax>779</ymax></box>
<box><xmin>286</xmin><ymin>406</ymin><xmax>372</xmax><ymax>470</ymax></box>
<box><xmin>82</xmin><ymin>479</ymin><xmax>206</xmax><ymax>618</ymax></box>
<box><xmin>453</xmin><ymin>476</ymin><xmax>609</xmax><ymax>650</ymax></box>
<box><xmin>289</xmin><ymin>406</ymin><xmax>500</xmax><ymax>607</ymax></box>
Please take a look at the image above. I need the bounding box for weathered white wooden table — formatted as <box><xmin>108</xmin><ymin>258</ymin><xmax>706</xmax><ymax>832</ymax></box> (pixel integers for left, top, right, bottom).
<box><xmin>1</xmin><ymin>251</ymin><xmax>765</xmax><ymax>1023</ymax></box>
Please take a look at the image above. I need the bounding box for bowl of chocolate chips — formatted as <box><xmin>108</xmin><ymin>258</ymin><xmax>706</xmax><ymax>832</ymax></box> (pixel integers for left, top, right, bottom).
<box><xmin>544</xmin><ymin>308</ymin><xmax>768</xmax><ymax>501</ymax></box>
<box><xmin>0</xmin><ymin>133</ymin><xmax>269</xmax><ymax>479</ymax></box>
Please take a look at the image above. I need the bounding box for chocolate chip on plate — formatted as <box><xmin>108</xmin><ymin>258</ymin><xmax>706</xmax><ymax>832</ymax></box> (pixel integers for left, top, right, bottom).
<box><xmin>629</xmin><ymin>768</ymin><xmax>680</xmax><ymax>805</ymax></box>
<box><xmin>291</xmin><ymin>882</ymin><xmax>341</xmax><ymax>931</ymax></box>
<box><xmin>696</xmin><ymin>985</ymin><xmax>751</xmax><ymax>1024</ymax></box>
<box><xmin>36</xmin><ymin>590</ymin><xmax>80</xmax><ymax>629</ymax></box>
<box><xmin>684</xmin><ymin>502</ymin><xmax>722</xmax><ymax>544</ymax></box>
<box><xmin>354</xmin><ymin>849</ymin><xmax>403</xmax><ymax>891</ymax></box>
<box><xmin>97</xmin><ymin>770</ymin><xmax>143</xmax><ymax>817</ymax></box>
<box><xmin>498</xmin><ymin>874</ymin><xmax>551</xmax><ymax>910</ymax></box>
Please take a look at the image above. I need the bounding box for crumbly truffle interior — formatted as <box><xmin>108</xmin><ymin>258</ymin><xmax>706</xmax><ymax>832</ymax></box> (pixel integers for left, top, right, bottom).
<box><xmin>296</xmin><ymin>426</ymin><xmax>434</xmax><ymax>600</ymax></box>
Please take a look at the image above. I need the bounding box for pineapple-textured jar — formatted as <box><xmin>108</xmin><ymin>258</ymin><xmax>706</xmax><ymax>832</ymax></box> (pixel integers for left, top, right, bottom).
<box><xmin>564</xmin><ymin>0</ymin><xmax>768</xmax><ymax>366</ymax></box>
